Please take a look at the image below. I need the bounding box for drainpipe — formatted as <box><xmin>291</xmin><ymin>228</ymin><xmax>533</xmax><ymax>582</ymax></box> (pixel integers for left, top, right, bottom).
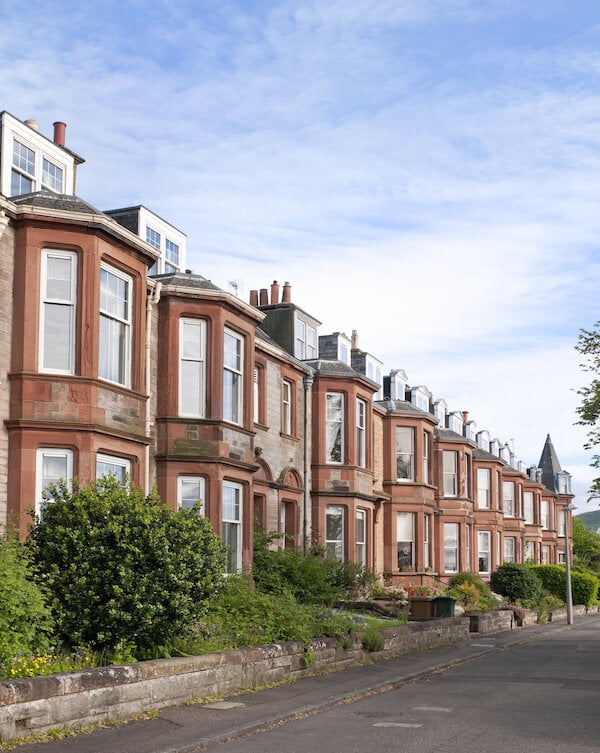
<box><xmin>302</xmin><ymin>374</ymin><xmax>314</xmax><ymax>553</ymax></box>
<box><xmin>145</xmin><ymin>281</ymin><xmax>162</xmax><ymax>494</ymax></box>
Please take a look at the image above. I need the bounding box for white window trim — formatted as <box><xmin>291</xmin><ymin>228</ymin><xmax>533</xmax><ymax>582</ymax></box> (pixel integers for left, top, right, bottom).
<box><xmin>282</xmin><ymin>379</ymin><xmax>292</xmax><ymax>434</ymax></box>
<box><xmin>178</xmin><ymin>476</ymin><xmax>206</xmax><ymax>512</ymax></box>
<box><xmin>99</xmin><ymin>262</ymin><xmax>132</xmax><ymax>388</ymax></box>
<box><xmin>325</xmin><ymin>392</ymin><xmax>345</xmax><ymax>464</ymax></box>
<box><xmin>356</xmin><ymin>398</ymin><xmax>367</xmax><ymax>468</ymax></box>
<box><xmin>39</xmin><ymin>249</ymin><xmax>77</xmax><ymax>375</ymax></box>
<box><xmin>444</xmin><ymin>522</ymin><xmax>459</xmax><ymax>573</ymax></box>
<box><xmin>356</xmin><ymin>509</ymin><xmax>367</xmax><ymax>566</ymax></box>
<box><xmin>179</xmin><ymin>318</ymin><xmax>206</xmax><ymax>418</ymax></box>
<box><xmin>478</xmin><ymin>531</ymin><xmax>491</xmax><ymax>574</ymax></box>
<box><xmin>96</xmin><ymin>453</ymin><xmax>131</xmax><ymax>484</ymax></box>
<box><xmin>477</xmin><ymin>468</ymin><xmax>491</xmax><ymax>509</ymax></box>
<box><xmin>222</xmin><ymin>481</ymin><xmax>243</xmax><ymax>572</ymax></box>
<box><xmin>325</xmin><ymin>504</ymin><xmax>345</xmax><ymax>561</ymax></box>
<box><xmin>35</xmin><ymin>448</ymin><xmax>73</xmax><ymax>518</ymax></box>
<box><xmin>443</xmin><ymin>451</ymin><xmax>458</xmax><ymax>497</ymax></box>
<box><xmin>223</xmin><ymin>328</ymin><xmax>244</xmax><ymax>425</ymax></box>
<box><xmin>396</xmin><ymin>426</ymin><xmax>415</xmax><ymax>481</ymax></box>
<box><xmin>397</xmin><ymin>511</ymin><xmax>415</xmax><ymax>569</ymax></box>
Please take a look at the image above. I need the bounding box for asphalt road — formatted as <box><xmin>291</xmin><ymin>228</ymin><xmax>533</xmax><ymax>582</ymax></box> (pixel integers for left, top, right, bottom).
<box><xmin>10</xmin><ymin>617</ymin><xmax>600</xmax><ymax>753</ymax></box>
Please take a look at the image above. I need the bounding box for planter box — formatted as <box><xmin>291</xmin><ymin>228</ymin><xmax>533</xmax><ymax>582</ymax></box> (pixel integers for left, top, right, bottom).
<box><xmin>409</xmin><ymin>596</ymin><xmax>436</xmax><ymax>621</ymax></box>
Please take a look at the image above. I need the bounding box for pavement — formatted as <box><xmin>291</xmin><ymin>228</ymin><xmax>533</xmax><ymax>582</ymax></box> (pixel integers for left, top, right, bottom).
<box><xmin>12</xmin><ymin>614</ymin><xmax>600</xmax><ymax>753</ymax></box>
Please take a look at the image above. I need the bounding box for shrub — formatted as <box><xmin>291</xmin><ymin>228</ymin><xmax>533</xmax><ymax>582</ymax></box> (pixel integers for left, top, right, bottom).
<box><xmin>29</xmin><ymin>477</ymin><xmax>226</xmax><ymax>654</ymax></box>
<box><xmin>252</xmin><ymin>532</ymin><xmax>376</xmax><ymax>606</ymax></box>
<box><xmin>0</xmin><ymin>536</ymin><xmax>54</xmax><ymax>665</ymax></box>
<box><xmin>530</xmin><ymin>565</ymin><xmax>599</xmax><ymax>606</ymax></box>
<box><xmin>448</xmin><ymin>571</ymin><xmax>499</xmax><ymax>612</ymax></box>
<box><xmin>490</xmin><ymin>563</ymin><xmax>542</xmax><ymax>603</ymax></box>
<box><xmin>361</xmin><ymin>628</ymin><xmax>384</xmax><ymax>652</ymax></box>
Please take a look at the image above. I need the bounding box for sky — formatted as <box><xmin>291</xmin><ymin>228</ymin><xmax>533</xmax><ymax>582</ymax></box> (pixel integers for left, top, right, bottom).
<box><xmin>1</xmin><ymin>0</ymin><xmax>600</xmax><ymax>510</ymax></box>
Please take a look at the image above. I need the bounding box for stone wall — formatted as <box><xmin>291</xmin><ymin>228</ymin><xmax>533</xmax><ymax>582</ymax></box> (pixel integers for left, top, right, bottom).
<box><xmin>0</xmin><ymin>618</ymin><xmax>470</xmax><ymax>742</ymax></box>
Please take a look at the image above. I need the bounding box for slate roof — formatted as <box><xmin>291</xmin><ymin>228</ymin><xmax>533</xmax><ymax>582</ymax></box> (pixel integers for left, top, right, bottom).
<box><xmin>538</xmin><ymin>434</ymin><xmax>563</xmax><ymax>493</ymax></box>
<box><xmin>11</xmin><ymin>191</ymin><xmax>101</xmax><ymax>214</ymax></box>
<box><xmin>152</xmin><ymin>271</ymin><xmax>223</xmax><ymax>292</ymax></box>
<box><xmin>436</xmin><ymin>427</ymin><xmax>474</xmax><ymax>444</ymax></box>
<box><xmin>473</xmin><ymin>447</ymin><xmax>505</xmax><ymax>463</ymax></box>
<box><xmin>376</xmin><ymin>399</ymin><xmax>433</xmax><ymax>418</ymax></box>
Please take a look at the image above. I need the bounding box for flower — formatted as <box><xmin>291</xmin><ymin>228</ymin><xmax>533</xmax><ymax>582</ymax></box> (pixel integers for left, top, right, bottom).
<box><xmin>404</xmin><ymin>584</ymin><xmax>442</xmax><ymax>598</ymax></box>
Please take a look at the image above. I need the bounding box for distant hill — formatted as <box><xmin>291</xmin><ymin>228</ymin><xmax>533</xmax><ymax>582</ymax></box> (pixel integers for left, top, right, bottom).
<box><xmin>575</xmin><ymin>509</ymin><xmax>600</xmax><ymax>532</ymax></box>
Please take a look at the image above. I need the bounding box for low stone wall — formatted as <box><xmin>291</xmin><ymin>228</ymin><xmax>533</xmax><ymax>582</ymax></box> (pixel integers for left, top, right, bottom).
<box><xmin>469</xmin><ymin>610</ymin><xmax>514</xmax><ymax>633</ymax></box>
<box><xmin>0</xmin><ymin>618</ymin><xmax>472</xmax><ymax>742</ymax></box>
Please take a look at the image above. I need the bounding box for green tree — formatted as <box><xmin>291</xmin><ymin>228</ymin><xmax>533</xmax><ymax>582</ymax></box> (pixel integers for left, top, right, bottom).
<box><xmin>0</xmin><ymin>535</ymin><xmax>53</xmax><ymax>664</ymax></box>
<box><xmin>575</xmin><ymin>323</ymin><xmax>600</xmax><ymax>500</ymax></box>
<box><xmin>572</xmin><ymin>517</ymin><xmax>600</xmax><ymax>574</ymax></box>
<box><xmin>30</xmin><ymin>477</ymin><xmax>226</xmax><ymax>654</ymax></box>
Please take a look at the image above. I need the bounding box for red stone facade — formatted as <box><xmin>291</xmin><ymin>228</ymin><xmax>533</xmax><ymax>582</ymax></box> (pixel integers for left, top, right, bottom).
<box><xmin>0</xmin><ymin>114</ymin><xmax>575</xmax><ymax>582</ymax></box>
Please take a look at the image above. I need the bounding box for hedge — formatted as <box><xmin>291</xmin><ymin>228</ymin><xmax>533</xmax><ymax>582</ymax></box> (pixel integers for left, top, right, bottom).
<box><xmin>530</xmin><ymin>565</ymin><xmax>599</xmax><ymax>607</ymax></box>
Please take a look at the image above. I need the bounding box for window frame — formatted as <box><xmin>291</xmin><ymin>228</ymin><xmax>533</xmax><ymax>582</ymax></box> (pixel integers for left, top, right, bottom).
<box><xmin>98</xmin><ymin>262</ymin><xmax>133</xmax><ymax>388</ymax></box>
<box><xmin>477</xmin><ymin>468</ymin><xmax>491</xmax><ymax>509</ymax></box>
<box><xmin>503</xmin><ymin>481</ymin><xmax>515</xmax><ymax>517</ymax></box>
<box><xmin>282</xmin><ymin>379</ymin><xmax>293</xmax><ymax>435</ymax></box>
<box><xmin>356</xmin><ymin>398</ymin><xmax>367</xmax><ymax>468</ymax></box>
<box><xmin>325</xmin><ymin>392</ymin><xmax>345</xmax><ymax>464</ymax></box>
<box><xmin>35</xmin><ymin>448</ymin><xmax>73</xmax><ymax>519</ymax></box>
<box><xmin>523</xmin><ymin>491</ymin><xmax>534</xmax><ymax>524</ymax></box>
<box><xmin>96</xmin><ymin>453</ymin><xmax>131</xmax><ymax>485</ymax></box>
<box><xmin>478</xmin><ymin>530</ymin><xmax>491</xmax><ymax>574</ymax></box>
<box><xmin>397</xmin><ymin>511</ymin><xmax>415</xmax><ymax>569</ymax></box>
<box><xmin>39</xmin><ymin>249</ymin><xmax>77</xmax><ymax>375</ymax></box>
<box><xmin>355</xmin><ymin>508</ymin><xmax>367</xmax><ymax>566</ymax></box>
<box><xmin>325</xmin><ymin>505</ymin><xmax>345</xmax><ymax>561</ymax></box>
<box><xmin>444</xmin><ymin>522</ymin><xmax>459</xmax><ymax>573</ymax></box>
<box><xmin>223</xmin><ymin>328</ymin><xmax>244</xmax><ymax>425</ymax></box>
<box><xmin>179</xmin><ymin>318</ymin><xmax>206</xmax><ymax>418</ymax></box>
<box><xmin>396</xmin><ymin>426</ymin><xmax>415</xmax><ymax>482</ymax></box>
<box><xmin>442</xmin><ymin>450</ymin><xmax>458</xmax><ymax>497</ymax></box>
<box><xmin>503</xmin><ymin>536</ymin><xmax>516</xmax><ymax>563</ymax></box>
<box><xmin>178</xmin><ymin>476</ymin><xmax>206</xmax><ymax>512</ymax></box>
<box><xmin>222</xmin><ymin>481</ymin><xmax>243</xmax><ymax>573</ymax></box>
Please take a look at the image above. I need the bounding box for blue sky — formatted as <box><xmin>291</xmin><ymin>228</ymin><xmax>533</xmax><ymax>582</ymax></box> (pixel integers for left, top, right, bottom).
<box><xmin>2</xmin><ymin>0</ymin><xmax>600</xmax><ymax>509</ymax></box>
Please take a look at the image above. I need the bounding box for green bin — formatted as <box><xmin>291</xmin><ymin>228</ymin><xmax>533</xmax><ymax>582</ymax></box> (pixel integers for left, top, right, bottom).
<box><xmin>434</xmin><ymin>596</ymin><xmax>456</xmax><ymax>618</ymax></box>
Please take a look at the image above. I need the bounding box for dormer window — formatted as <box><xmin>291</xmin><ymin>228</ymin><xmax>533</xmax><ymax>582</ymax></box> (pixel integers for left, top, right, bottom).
<box><xmin>477</xmin><ymin>430</ymin><xmax>490</xmax><ymax>452</ymax></box>
<box><xmin>42</xmin><ymin>158</ymin><xmax>63</xmax><ymax>192</ymax></box>
<box><xmin>434</xmin><ymin>399</ymin><xmax>447</xmax><ymax>426</ymax></box>
<box><xmin>558</xmin><ymin>473</ymin><xmax>570</xmax><ymax>494</ymax></box>
<box><xmin>12</xmin><ymin>138</ymin><xmax>65</xmax><ymax>195</ymax></box>
<box><xmin>465</xmin><ymin>421</ymin><xmax>477</xmax><ymax>442</ymax></box>
<box><xmin>411</xmin><ymin>386</ymin><xmax>430</xmax><ymax>412</ymax></box>
<box><xmin>295</xmin><ymin>317</ymin><xmax>317</xmax><ymax>359</ymax></box>
<box><xmin>388</xmin><ymin>369</ymin><xmax>407</xmax><ymax>401</ymax></box>
<box><xmin>165</xmin><ymin>239</ymin><xmax>180</xmax><ymax>272</ymax></box>
<box><xmin>500</xmin><ymin>444</ymin><xmax>511</xmax><ymax>463</ymax></box>
<box><xmin>448</xmin><ymin>411</ymin><xmax>463</xmax><ymax>434</ymax></box>
<box><xmin>490</xmin><ymin>439</ymin><xmax>501</xmax><ymax>456</ymax></box>
<box><xmin>366</xmin><ymin>357</ymin><xmax>383</xmax><ymax>400</ymax></box>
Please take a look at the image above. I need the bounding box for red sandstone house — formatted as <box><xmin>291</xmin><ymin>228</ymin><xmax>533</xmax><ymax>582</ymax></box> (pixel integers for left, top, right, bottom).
<box><xmin>0</xmin><ymin>112</ymin><xmax>574</xmax><ymax>582</ymax></box>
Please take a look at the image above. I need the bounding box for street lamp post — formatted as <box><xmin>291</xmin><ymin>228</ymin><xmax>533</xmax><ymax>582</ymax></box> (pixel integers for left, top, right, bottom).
<box><xmin>563</xmin><ymin>502</ymin><xmax>576</xmax><ymax>626</ymax></box>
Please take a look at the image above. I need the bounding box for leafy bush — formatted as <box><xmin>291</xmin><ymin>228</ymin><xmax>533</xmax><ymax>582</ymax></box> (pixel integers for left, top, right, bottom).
<box><xmin>490</xmin><ymin>563</ymin><xmax>542</xmax><ymax>603</ymax></box>
<box><xmin>252</xmin><ymin>532</ymin><xmax>376</xmax><ymax>605</ymax></box>
<box><xmin>530</xmin><ymin>564</ymin><xmax>599</xmax><ymax>606</ymax></box>
<box><xmin>361</xmin><ymin>628</ymin><xmax>384</xmax><ymax>652</ymax></box>
<box><xmin>0</xmin><ymin>536</ymin><xmax>53</xmax><ymax>665</ymax></box>
<box><xmin>172</xmin><ymin>576</ymin><xmax>359</xmax><ymax>654</ymax></box>
<box><xmin>30</xmin><ymin>477</ymin><xmax>226</xmax><ymax>654</ymax></box>
<box><xmin>448</xmin><ymin>571</ymin><xmax>499</xmax><ymax>612</ymax></box>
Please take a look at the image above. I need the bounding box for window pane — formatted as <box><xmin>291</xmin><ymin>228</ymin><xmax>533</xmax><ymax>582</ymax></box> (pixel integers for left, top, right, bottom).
<box><xmin>326</xmin><ymin>393</ymin><xmax>344</xmax><ymax>463</ymax></box>
<box><xmin>396</xmin><ymin>427</ymin><xmax>414</xmax><ymax>480</ymax></box>
<box><xmin>42</xmin><ymin>158</ymin><xmax>63</xmax><ymax>192</ymax></box>
<box><xmin>325</xmin><ymin>506</ymin><xmax>344</xmax><ymax>560</ymax></box>
<box><xmin>43</xmin><ymin>304</ymin><xmax>72</xmax><ymax>370</ymax></box>
<box><xmin>179</xmin><ymin>477</ymin><xmax>204</xmax><ymax>511</ymax></box>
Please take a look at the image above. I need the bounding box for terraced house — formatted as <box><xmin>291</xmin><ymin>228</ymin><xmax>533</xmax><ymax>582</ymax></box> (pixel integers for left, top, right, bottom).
<box><xmin>0</xmin><ymin>111</ymin><xmax>574</xmax><ymax>583</ymax></box>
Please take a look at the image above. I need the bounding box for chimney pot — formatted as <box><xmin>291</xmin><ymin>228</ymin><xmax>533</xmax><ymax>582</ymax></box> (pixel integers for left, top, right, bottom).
<box><xmin>24</xmin><ymin>119</ymin><xmax>39</xmax><ymax>131</ymax></box>
<box><xmin>249</xmin><ymin>289</ymin><xmax>259</xmax><ymax>307</ymax></box>
<box><xmin>270</xmin><ymin>280</ymin><xmax>280</xmax><ymax>305</ymax></box>
<box><xmin>259</xmin><ymin>288</ymin><xmax>268</xmax><ymax>306</ymax></box>
<box><xmin>351</xmin><ymin>330</ymin><xmax>359</xmax><ymax>350</ymax></box>
<box><xmin>282</xmin><ymin>281</ymin><xmax>291</xmax><ymax>303</ymax></box>
<box><xmin>53</xmin><ymin>121</ymin><xmax>67</xmax><ymax>147</ymax></box>
<box><xmin>462</xmin><ymin>411</ymin><xmax>469</xmax><ymax>424</ymax></box>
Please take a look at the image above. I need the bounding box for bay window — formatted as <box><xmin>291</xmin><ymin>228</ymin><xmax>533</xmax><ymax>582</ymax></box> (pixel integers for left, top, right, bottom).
<box><xmin>443</xmin><ymin>451</ymin><xmax>458</xmax><ymax>497</ymax></box>
<box><xmin>444</xmin><ymin>523</ymin><xmax>459</xmax><ymax>573</ymax></box>
<box><xmin>503</xmin><ymin>536</ymin><xmax>516</xmax><ymax>563</ymax></box>
<box><xmin>477</xmin><ymin>468</ymin><xmax>490</xmax><ymax>509</ymax></box>
<box><xmin>478</xmin><ymin>531</ymin><xmax>491</xmax><ymax>573</ymax></box>
<box><xmin>524</xmin><ymin>491</ymin><xmax>534</xmax><ymax>524</ymax></box>
<box><xmin>503</xmin><ymin>481</ymin><xmax>515</xmax><ymax>517</ymax></box>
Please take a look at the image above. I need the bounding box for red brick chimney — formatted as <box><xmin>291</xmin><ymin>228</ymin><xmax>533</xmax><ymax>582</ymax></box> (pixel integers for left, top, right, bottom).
<box><xmin>249</xmin><ymin>290</ymin><xmax>259</xmax><ymax>307</ymax></box>
<box><xmin>53</xmin><ymin>121</ymin><xmax>66</xmax><ymax>147</ymax></box>
<box><xmin>259</xmin><ymin>288</ymin><xmax>268</xmax><ymax>305</ymax></box>
<box><xmin>270</xmin><ymin>280</ymin><xmax>280</xmax><ymax>304</ymax></box>
<box><xmin>282</xmin><ymin>281</ymin><xmax>291</xmax><ymax>303</ymax></box>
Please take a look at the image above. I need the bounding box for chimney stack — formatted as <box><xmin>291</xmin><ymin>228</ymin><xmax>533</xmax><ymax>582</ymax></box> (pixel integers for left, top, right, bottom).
<box><xmin>462</xmin><ymin>411</ymin><xmax>469</xmax><ymax>424</ymax></box>
<box><xmin>351</xmin><ymin>330</ymin><xmax>359</xmax><ymax>350</ymax></box>
<box><xmin>259</xmin><ymin>288</ymin><xmax>268</xmax><ymax>306</ymax></box>
<box><xmin>53</xmin><ymin>121</ymin><xmax>67</xmax><ymax>147</ymax></box>
<box><xmin>270</xmin><ymin>280</ymin><xmax>280</xmax><ymax>305</ymax></box>
<box><xmin>282</xmin><ymin>281</ymin><xmax>291</xmax><ymax>303</ymax></box>
<box><xmin>249</xmin><ymin>289</ymin><xmax>259</xmax><ymax>307</ymax></box>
